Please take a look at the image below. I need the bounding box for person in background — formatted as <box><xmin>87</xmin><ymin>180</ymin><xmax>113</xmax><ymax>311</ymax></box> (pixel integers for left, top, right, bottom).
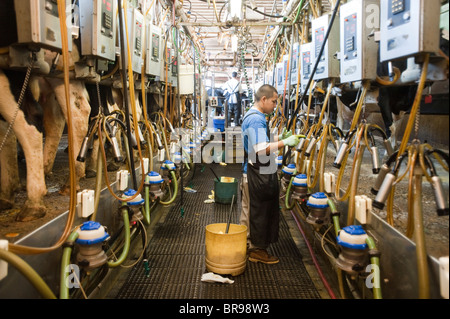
<box><xmin>222</xmin><ymin>71</ymin><xmax>243</xmax><ymax>127</ymax></box>
<box><xmin>240</xmin><ymin>84</ymin><xmax>300</xmax><ymax>264</ymax></box>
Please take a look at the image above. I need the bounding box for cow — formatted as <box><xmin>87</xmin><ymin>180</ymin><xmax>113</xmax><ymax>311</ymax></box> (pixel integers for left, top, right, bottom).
<box><xmin>0</xmin><ymin>55</ymin><xmax>91</xmax><ymax>222</ymax></box>
<box><xmin>0</xmin><ymin>69</ymin><xmax>48</xmax><ymax>221</ymax></box>
<box><xmin>1</xmin><ymin>39</ymin><xmax>92</xmax><ymax>222</ymax></box>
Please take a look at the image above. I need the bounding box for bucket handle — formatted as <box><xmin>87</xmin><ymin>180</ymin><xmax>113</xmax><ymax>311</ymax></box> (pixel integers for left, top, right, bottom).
<box><xmin>225</xmin><ymin>194</ymin><xmax>235</xmax><ymax>234</ymax></box>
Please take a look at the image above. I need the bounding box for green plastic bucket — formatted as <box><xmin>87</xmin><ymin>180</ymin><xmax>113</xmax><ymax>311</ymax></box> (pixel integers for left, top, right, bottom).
<box><xmin>214</xmin><ymin>178</ymin><xmax>238</xmax><ymax>204</ymax></box>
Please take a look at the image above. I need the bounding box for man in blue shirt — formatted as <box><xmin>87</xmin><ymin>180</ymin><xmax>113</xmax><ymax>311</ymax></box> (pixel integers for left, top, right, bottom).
<box><xmin>240</xmin><ymin>84</ymin><xmax>300</xmax><ymax>264</ymax></box>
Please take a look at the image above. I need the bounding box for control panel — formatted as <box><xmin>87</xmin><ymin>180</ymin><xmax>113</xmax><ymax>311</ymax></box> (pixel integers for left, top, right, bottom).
<box><xmin>276</xmin><ymin>61</ymin><xmax>284</xmax><ymax>94</ymax></box>
<box><xmin>311</xmin><ymin>12</ymin><xmax>340</xmax><ymax>80</ymax></box>
<box><xmin>300</xmin><ymin>42</ymin><xmax>313</xmax><ymax>93</ymax></box>
<box><xmin>290</xmin><ymin>42</ymin><xmax>300</xmax><ymax>85</ymax></box>
<box><xmin>339</xmin><ymin>0</ymin><xmax>379</xmax><ymax>83</ymax></box>
<box><xmin>79</xmin><ymin>0</ymin><xmax>116</xmax><ymax>61</ymax></box>
<box><xmin>145</xmin><ymin>22</ymin><xmax>162</xmax><ymax>77</ymax></box>
<box><xmin>14</xmin><ymin>0</ymin><xmax>72</xmax><ymax>52</ymax></box>
<box><xmin>126</xmin><ymin>8</ymin><xmax>144</xmax><ymax>74</ymax></box>
<box><xmin>210</xmin><ymin>96</ymin><xmax>218</xmax><ymax>107</ymax></box>
<box><xmin>380</xmin><ymin>0</ymin><xmax>441</xmax><ymax>62</ymax></box>
<box><xmin>264</xmin><ymin>68</ymin><xmax>274</xmax><ymax>86</ymax></box>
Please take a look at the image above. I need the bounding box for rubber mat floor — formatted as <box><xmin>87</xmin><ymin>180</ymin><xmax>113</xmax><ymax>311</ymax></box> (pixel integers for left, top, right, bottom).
<box><xmin>110</xmin><ymin>163</ymin><xmax>321</xmax><ymax>299</ymax></box>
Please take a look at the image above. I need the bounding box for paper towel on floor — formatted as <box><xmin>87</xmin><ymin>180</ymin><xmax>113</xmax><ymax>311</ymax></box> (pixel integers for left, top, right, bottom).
<box><xmin>201</xmin><ymin>272</ymin><xmax>234</xmax><ymax>284</ymax></box>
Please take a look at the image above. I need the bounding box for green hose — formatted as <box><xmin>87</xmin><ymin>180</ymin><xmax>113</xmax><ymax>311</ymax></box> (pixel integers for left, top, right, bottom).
<box><xmin>60</xmin><ymin>230</ymin><xmax>79</xmax><ymax>299</ymax></box>
<box><xmin>160</xmin><ymin>170</ymin><xmax>179</xmax><ymax>205</ymax></box>
<box><xmin>366</xmin><ymin>236</ymin><xmax>382</xmax><ymax>299</ymax></box>
<box><xmin>181</xmin><ymin>147</ymin><xmax>192</xmax><ymax>170</ymax></box>
<box><xmin>143</xmin><ymin>186</ymin><xmax>152</xmax><ymax>225</ymax></box>
<box><xmin>293</xmin><ymin>0</ymin><xmax>306</xmax><ymax>24</ymax></box>
<box><xmin>285</xmin><ymin>175</ymin><xmax>296</xmax><ymax>209</ymax></box>
<box><xmin>328</xmin><ymin>199</ymin><xmax>341</xmax><ymax>237</ymax></box>
<box><xmin>0</xmin><ymin>249</ymin><xmax>56</xmax><ymax>299</ymax></box>
<box><xmin>91</xmin><ymin>141</ymin><xmax>104</xmax><ymax>222</ymax></box>
<box><xmin>107</xmin><ymin>207</ymin><xmax>131</xmax><ymax>268</ymax></box>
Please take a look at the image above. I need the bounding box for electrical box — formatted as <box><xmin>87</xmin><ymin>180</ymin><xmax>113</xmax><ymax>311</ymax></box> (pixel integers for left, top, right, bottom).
<box><xmin>312</xmin><ymin>12</ymin><xmax>340</xmax><ymax>80</ymax></box>
<box><xmin>276</xmin><ymin>62</ymin><xmax>284</xmax><ymax>94</ymax></box>
<box><xmin>142</xmin><ymin>157</ymin><xmax>149</xmax><ymax>175</ymax></box>
<box><xmin>300</xmin><ymin>42</ymin><xmax>313</xmax><ymax>93</ymax></box>
<box><xmin>210</xmin><ymin>96</ymin><xmax>218</xmax><ymax>107</ymax></box>
<box><xmin>79</xmin><ymin>0</ymin><xmax>116</xmax><ymax>61</ymax></box>
<box><xmin>116</xmin><ymin>170</ymin><xmax>129</xmax><ymax>191</ymax></box>
<box><xmin>324</xmin><ymin>172</ymin><xmax>336</xmax><ymax>195</ymax></box>
<box><xmin>178</xmin><ymin>64</ymin><xmax>195</xmax><ymax>94</ymax></box>
<box><xmin>340</xmin><ymin>0</ymin><xmax>380</xmax><ymax>83</ymax></box>
<box><xmin>380</xmin><ymin>0</ymin><xmax>441</xmax><ymax>62</ymax></box>
<box><xmin>14</xmin><ymin>0</ymin><xmax>72</xmax><ymax>52</ymax></box>
<box><xmin>145</xmin><ymin>22</ymin><xmax>162</xmax><ymax>77</ymax></box>
<box><xmin>355</xmin><ymin>195</ymin><xmax>372</xmax><ymax>224</ymax></box>
<box><xmin>290</xmin><ymin>42</ymin><xmax>300</xmax><ymax>85</ymax></box>
<box><xmin>125</xmin><ymin>7</ymin><xmax>144</xmax><ymax>74</ymax></box>
<box><xmin>76</xmin><ymin>189</ymin><xmax>95</xmax><ymax>218</ymax></box>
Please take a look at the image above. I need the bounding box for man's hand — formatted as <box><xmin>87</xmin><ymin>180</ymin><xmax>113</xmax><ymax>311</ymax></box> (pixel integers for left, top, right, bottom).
<box><xmin>283</xmin><ymin>135</ymin><xmax>300</xmax><ymax>147</ymax></box>
<box><xmin>278</xmin><ymin>128</ymin><xmax>293</xmax><ymax>140</ymax></box>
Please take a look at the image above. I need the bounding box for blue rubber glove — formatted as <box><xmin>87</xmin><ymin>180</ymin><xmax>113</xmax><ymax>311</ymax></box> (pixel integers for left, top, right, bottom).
<box><xmin>283</xmin><ymin>135</ymin><xmax>300</xmax><ymax>147</ymax></box>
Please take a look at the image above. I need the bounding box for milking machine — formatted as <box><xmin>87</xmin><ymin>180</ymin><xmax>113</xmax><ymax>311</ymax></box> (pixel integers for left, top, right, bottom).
<box><xmin>275</xmin><ymin>0</ymin><xmax>445</xmax><ymax>300</ymax></box>
<box><xmin>0</xmin><ymin>0</ymin><xmax>203</xmax><ymax>299</ymax></box>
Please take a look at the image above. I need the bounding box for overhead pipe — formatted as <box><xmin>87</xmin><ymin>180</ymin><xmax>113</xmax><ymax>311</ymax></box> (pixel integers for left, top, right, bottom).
<box><xmin>179</xmin><ymin>21</ymin><xmax>293</xmax><ymax>27</ymax></box>
<box><xmin>260</xmin><ymin>0</ymin><xmax>303</xmax><ymax>65</ymax></box>
<box><xmin>174</xmin><ymin>0</ymin><xmax>205</xmax><ymax>62</ymax></box>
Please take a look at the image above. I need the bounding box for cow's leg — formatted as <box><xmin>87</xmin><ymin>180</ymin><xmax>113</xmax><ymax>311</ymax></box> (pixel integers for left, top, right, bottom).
<box><xmin>335</xmin><ymin>96</ymin><xmax>351</xmax><ymax>131</ymax></box>
<box><xmin>0</xmin><ymin>70</ymin><xmax>47</xmax><ymax>221</ymax></box>
<box><xmin>42</xmin><ymin>92</ymin><xmax>66</xmax><ymax>175</ymax></box>
<box><xmin>377</xmin><ymin>87</ymin><xmax>394</xmax><ymax>138</ymax></box>
<box><xmin>45</xmin><ymin>78</ymin><xmax>91</xmax><ymax>195</ymax></box>
<box><xmin>389</xmin><ymin>111</ymin><xmax>408</xmax><ymax>151</ymax></box>
<box><xmin>0</xmin><ymin>121</ymin><xmax>20</xmax><ymax>211</ymax></box>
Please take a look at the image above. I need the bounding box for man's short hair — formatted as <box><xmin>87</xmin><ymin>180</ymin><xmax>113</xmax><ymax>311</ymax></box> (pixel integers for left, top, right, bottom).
<box><xmin>255</xmin><ymin>84</ymin><xmax>277</xmax><ymax>102</ymax></box>
<box><xmin>232</xmin><ymin>71</ymin><xmax>238</xmax><ymax>78</ymax></box>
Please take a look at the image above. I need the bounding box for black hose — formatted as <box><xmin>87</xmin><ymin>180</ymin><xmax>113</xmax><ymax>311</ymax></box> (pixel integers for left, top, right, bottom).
<box><xmin>107</xmin><ymin>117</ymin><xmax>128</xmax><ymax>133</ymax></box>
<box><xmin>427</xmin><ymin>149</ymin><xmax>450</xmax><ymax>168</ymax></box>
<box><xmin>385</xmin><ymin>150</ymin><xmax>400</xmax><ymax>167</ymax></box>
<box><xmin>391</xmin><ymin>151</ymin><xmax>409</xmax><ymax>174</ymax></box>
<box><xmin>369</xmin><ymin>125</ymin><xmax>388</xmax><ymax>141</ymax></box>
